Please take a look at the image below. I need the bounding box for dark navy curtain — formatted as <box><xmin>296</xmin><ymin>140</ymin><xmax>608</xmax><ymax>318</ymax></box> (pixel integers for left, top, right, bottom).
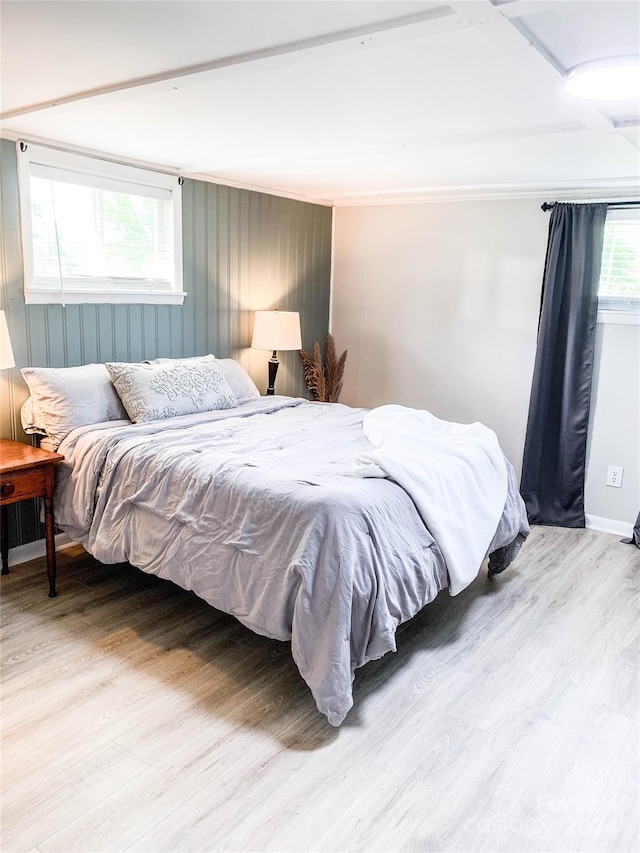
<box><xmin>520</xmin><ymin>202</ymin><xmax>607</xmax><ymax>527</ymax></box>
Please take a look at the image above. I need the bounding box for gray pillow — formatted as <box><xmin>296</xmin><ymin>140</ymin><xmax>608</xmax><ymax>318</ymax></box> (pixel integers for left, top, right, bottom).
<box><xmin>21</xmin><ymin>363</ymin><xmax>129</xmax><ymax>448</ymax></box>
<box><xmin>216</xmin><ymin>359</ymin><xmax>261</xmax><ymax>403</ymax></box>
<box><xmin>106</xmin><ymin>357</ymin><xmax>238</xmax><ymax>423</ymax></box>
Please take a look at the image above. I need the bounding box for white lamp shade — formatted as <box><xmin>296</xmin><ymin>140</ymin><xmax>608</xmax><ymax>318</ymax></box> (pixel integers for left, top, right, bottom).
<box><xmin>251</xmin><ymin>310</ymin><xmax>302</xmax><ymax>351</ymax></box>
<box><xmin>0</xmin><ymin>311</ymin><xmax>15</xmax><ymax>370</ymax></box>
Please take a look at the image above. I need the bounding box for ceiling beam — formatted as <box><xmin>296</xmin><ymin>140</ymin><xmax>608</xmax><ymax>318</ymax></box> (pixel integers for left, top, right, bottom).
<box><xmin>186</xmin><ymin>122</ymin><xmax>589</xmax><ymax>174</ymax></box>
<box><xmin>489</xmin><ymin>1</ymin><xmax>559</xmax><ymax>20</ymax></box>
<box><xmin>448</xmin><ymin>0</ymin><xmax>618</xmax><ymax>135</ymax></box>
<box><xmin>1</xmin><ymin>5</ymin><xmax>461</xmax><ymax>120</ymax></box>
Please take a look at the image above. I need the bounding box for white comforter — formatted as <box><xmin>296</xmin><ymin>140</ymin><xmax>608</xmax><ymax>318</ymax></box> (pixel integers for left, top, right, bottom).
<box><xmin>353</xmin><ymin>405</ymin><xmax>508</xmax><ymax>595</ymax></box>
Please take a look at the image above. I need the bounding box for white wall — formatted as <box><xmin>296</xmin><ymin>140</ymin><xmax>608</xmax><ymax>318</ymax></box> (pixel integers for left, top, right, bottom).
<box><xmin>585</xmin><ymin>320</ymin><xmax>640</xmax><ymax>531</ymax></box>
<box><xmin>332</xmin><ymin>199</ymin><xmax>639</xmax><ymax>530</ymax></box>
<box><xmin>332</xmin><ymin>199</ymin><xmax>545</xmax><ymax>472</ymax></box>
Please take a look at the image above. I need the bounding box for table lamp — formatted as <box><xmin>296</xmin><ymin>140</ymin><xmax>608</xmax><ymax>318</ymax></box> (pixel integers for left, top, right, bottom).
<box><xmin>0</xmin><ymin>311</ymin><xmax>15</xmax><ymax>370</ymax></box>
<box><xmin>251</xmin><ymin>310</ymin><xmax>302</xmax><ymax>395</ymax></box>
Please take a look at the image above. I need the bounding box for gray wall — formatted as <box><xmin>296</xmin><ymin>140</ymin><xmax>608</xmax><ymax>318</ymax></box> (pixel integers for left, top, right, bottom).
<box><xmin>0</xmin><ymin>138</ymin><xmax>331</xmax><ymax>548</ymax></box>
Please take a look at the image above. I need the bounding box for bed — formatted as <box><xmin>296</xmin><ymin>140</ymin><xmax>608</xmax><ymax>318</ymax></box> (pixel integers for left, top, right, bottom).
<box><xmin>21</xmin><ymin>357</ymin><xmax>529</xmax><ymax>726</ymax></box>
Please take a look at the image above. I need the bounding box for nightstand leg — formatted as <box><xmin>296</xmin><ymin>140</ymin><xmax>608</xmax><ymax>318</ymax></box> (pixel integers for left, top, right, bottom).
<box><xmin>43</xmin><ymin>498</ymin><xmax>57</xmax><ymax>597</ymax></box>
<box><xmin>43</xmin><ymin>468</ymin><xmax>57</xmax><ymax>597</ymax></box>
<box><xmin>1</xmin><ymin>504</ymin><xmax>8</xmax><ymax>575</ymax></box>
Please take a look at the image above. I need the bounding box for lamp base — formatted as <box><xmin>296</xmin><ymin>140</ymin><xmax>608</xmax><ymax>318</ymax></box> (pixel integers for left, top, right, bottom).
<box><xmin>266</xmin><ymin>351</ymin><xmax>279</xmax><ymax>395</ymax></box>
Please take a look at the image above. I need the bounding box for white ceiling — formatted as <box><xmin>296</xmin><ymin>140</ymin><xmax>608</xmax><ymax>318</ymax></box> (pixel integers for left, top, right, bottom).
<box><xmin>1</xmin><ymin>0</ymin><xmax>639</xmax><ymax>205</ymax></box>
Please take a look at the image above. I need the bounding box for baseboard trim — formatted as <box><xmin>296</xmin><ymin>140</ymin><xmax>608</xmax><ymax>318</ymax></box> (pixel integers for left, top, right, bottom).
<box><xmin>7</xmin><ymin>533</ymin><xmax>76</xmax><ymax>568</ymax></box>
<box><xmin>585</xmin><ymin>514</ymin><xmax>634</xmax><ymax>538</ymax></box>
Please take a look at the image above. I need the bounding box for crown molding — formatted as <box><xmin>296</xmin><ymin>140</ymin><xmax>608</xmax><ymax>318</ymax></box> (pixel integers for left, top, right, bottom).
<box><xmin>2</xmin><ymin>132</ymin><xmax>637</xmax><ymax>209</ymax></box>
<box><xmin>0</xmin><ymin>130</ymin><xmax>182</xmax><ymax>177</ymax></box>
<box><xmin>328</xmin><ymin>179</ymin><xmax>640</xmax><ymax>207</ymax></box>
<box><xmin>183</xmin><ymin>171</ymin><xmax>333</xmax><ymax>207</ymax></box>
<box><xmin>0</xmin><ymin>131</ymin><xmax>332</xmax><ymax>206</ymax></box>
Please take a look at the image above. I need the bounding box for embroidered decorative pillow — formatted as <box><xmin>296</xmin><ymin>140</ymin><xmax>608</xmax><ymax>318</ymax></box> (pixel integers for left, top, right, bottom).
<box><xmin>21</xmin><ymin>363</ymin><xmax>130</xmax><ymax>448</ymax></box>
<box><xmin>149</xmin><ymin>355</ymin><xmax>260</xmax><ymax>403</ymax></box>
<box><xmin>106</xmin><ymin>358</ymin><xmax>238</xmax><ymax>423</ymax></box>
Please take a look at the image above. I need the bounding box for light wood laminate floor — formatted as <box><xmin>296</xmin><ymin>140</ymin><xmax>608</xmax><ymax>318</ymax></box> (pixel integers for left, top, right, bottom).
<box><xmin>1</xmin><ymin>526</ymin><xmax>638</xmax><ymax>853</ymax></box>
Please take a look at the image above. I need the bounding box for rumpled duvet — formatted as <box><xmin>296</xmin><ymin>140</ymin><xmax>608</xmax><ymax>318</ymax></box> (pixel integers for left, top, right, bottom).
<box><xmin>54</xmin><ymin>397</ymin><xmax>529</xmax><ymax>725</ymax></box>
<box><xmin>353</xmin><ymin>405</ymin><xmax>508</xmax><ymax>595</ymax></box>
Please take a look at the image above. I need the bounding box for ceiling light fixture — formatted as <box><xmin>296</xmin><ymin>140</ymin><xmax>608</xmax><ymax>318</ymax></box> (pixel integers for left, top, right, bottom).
<box><xmin>564</xmin><ymin>56</ymin><xmax>640</xmax><ymax>101</ymax></box>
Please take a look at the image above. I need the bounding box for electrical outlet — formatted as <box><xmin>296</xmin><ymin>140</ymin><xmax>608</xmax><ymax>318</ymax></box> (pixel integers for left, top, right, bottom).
<box><xmin>606</xmin><ymin>465</ymin><xmax>624</xmax><ymax>488</ymax></box>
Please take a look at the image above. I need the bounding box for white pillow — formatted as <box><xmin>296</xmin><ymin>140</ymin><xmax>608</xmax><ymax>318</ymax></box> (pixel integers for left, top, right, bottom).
<box><xmin>21</xmin><ymin>363</ymin><xmax>129</xmax><ymax>448</ymax></box>
<box><xmin>106</xmin><ymin>357</ymin><xmax>238</xmax><ymax>423</ymax></box>
<box><xmin>216</xmin><ymin>359</ymin><xmax>261</xmax><ymax>403</ymax></box>
<box><xmin>20</xmin><ymin>396</ymin><xmax>47</xmax><ymax>436</ymax></box>
<box><xmin>147</xmin><ymin>355</ymin><xmax>215</xmax><ymax>365</ymax></box>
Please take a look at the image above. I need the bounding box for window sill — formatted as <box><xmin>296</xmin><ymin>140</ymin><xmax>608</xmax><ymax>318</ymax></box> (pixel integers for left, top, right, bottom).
<box><xmin>24</xmin><ymin>292</ymin><xmax>187</xmax><ymax>306</ymax></box>
<box><xmin>597</xmin><ymin>310</ymin><xmax>640</xmax><ymax>326</ymax></box>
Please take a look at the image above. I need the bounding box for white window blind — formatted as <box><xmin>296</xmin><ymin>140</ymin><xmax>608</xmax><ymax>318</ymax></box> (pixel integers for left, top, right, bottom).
<box><xmin>18</xmin><ymin>142</ymin><xmax>184</xmax><ymax>305</ymax></box>
<box><xmin>598</xmin><ymin>208</ymin><xmax>640</xmax><ymax>318</ymax></box>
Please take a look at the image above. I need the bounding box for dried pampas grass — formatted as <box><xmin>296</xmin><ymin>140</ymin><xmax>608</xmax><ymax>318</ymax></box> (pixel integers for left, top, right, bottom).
<box><xmin>300</xmin><ymin>333</ymin><xmax>347</xmax><ymax>403</ymax></box>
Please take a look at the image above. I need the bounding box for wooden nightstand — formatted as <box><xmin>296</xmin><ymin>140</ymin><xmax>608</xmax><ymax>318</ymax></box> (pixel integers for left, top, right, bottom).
<box><xmin>0</xmin><ymin>439</ymin><xmax>64</xmax><ymax>597</ymax></box>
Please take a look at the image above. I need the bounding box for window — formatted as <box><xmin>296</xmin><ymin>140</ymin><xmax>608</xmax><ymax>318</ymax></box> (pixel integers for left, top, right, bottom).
<box><xmin>598</xmin><ymin>208</ymin><xmax>640</xmax><ymax>322</ymax></box>
<box><xmin>18</xmin><ymin>142</ymin><xmax>184</xmax><ymax>305</ymax></box>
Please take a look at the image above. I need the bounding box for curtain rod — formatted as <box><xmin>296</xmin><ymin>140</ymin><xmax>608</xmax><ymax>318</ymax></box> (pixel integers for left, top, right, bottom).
<box><xmin>541</xmin><ymin>200</ymin><xmax>640</xmax><ymax>212</ymax></box>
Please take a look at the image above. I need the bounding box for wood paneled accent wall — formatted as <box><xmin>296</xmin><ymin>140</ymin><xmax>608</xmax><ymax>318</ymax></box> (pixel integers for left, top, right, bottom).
<box><xmin>0</xmin><ymin>139</ymin><xmax>331</xmax><ymax>548</ymax></box>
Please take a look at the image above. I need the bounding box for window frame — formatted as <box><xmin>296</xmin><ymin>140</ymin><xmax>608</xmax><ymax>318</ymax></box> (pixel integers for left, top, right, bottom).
<box><xmin>597</xmin><ymin>207</ymin><xmax>640</xmax><ymax>326</ymax></box>
<box><xmin>17</xmin><ymin>142</ymin><xmax>185</xmax><ymax>306</ymax></box>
